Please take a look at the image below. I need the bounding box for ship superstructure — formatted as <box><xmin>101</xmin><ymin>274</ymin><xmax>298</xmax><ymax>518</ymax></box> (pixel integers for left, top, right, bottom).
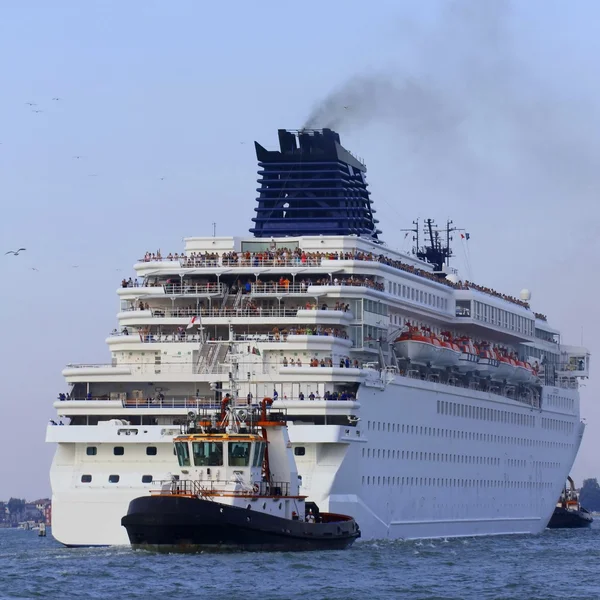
<box><xmin>47</xmin><ymin>129</ymin><xmax>590</xmax><ymax>546</ymax></box>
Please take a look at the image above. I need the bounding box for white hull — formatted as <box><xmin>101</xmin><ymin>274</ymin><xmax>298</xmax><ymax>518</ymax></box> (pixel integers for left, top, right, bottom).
<box><xmin>49</xmin><ymin>378</ymin><xmax>583</xmax><ymax>545</ymax></box>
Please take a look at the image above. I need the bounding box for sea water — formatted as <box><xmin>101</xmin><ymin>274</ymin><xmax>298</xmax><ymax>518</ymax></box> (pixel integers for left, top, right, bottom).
<box><xmin>1</xmin><ymin>525</ymin><xmax>599</xmax><ymax>599</ymax></box>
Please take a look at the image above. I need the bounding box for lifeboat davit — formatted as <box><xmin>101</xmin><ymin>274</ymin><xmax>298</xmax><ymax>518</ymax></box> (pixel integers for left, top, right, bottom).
<box><xmin>394</xmin><ymin>326</ymin><xmax>440</xmax><ymax>365</ymax></box>
<box><xmin>493</xmin><ymin>349</ymin><xmax>518</xmax><ymax>381</ymax></box>
<box><xmin>455</xmin><ymin>337</ymin><xmax>479</xmax><ymax>372</ymax></box>
<box><xmin>475</xmin><ymin>342</ymin><xmax>499</xmax><ymax>376</ymax></box>
<box><xmin>435</xmin><ymin>332</ymin><xmax>461</xmax><ymax>367</ymax></box>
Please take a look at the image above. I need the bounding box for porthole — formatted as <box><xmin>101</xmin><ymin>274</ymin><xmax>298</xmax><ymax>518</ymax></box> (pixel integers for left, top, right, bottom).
<box><xmin>146</xmin><ymin>446</ymin><xmax>157</xmax><ymax>456</ymax></box>
<box><xmin>114</xmin><ymin>446</ymin><xmax>124</xmax><ymax>456</ymax></box>
<box><xmin>108</xmin><ymin>474</ymin><xmax>120</xmax><ymax>483</ymax></box>
<box><xmin>81</xmin><ymin>474</ymin><xmax>92</xmax><ymax>483</ymax></box>
<box><xmin>294</xmin><ymin>447</ymin><xmax>306</xmax><ymax>456</ymax></box>
<box><xmin>142</xmin><ymin>475</ymin><xmax>153</xmax><ymax>483</ymax></box>
<box><xmin>86</xmin><ymin>446</ymin><xmax>97</xmax><ymax>456</ymax></box>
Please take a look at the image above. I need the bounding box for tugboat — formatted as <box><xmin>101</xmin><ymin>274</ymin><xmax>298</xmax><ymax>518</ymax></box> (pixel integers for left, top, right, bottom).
<box><xmin>547</xmin><ymin>477</ymin><xmax>593</xmax><ymax>529</ymax></box>
<box><xmin>121</xmin><ymin>397</ymin><xmax>360</xmax><ymax>552</ymax></box>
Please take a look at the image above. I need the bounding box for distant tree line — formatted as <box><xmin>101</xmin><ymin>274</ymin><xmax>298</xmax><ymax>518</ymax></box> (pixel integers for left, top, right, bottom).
<box><xmin>579</xmin><ymin>479</ymin><xmax>600</xmax><ymax>511</ymax></box>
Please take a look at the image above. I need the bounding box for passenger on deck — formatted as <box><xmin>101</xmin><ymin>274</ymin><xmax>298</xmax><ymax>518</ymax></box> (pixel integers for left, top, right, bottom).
<box><xmin>299</xmin><ymin>392</ymin><xmax>305</xmax><ymax>401</ymax></box>
<box><xmin>307</xmin><ymin>510</ymin><xmax>315</xmax><ymax>523</ymax></box>
<box><xmin>308</xmin><ymin>392</ymin><xmax>315</xmax><ymax>400</ymax></box>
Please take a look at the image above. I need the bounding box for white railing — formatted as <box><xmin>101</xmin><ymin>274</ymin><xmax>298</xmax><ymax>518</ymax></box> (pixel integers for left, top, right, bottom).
<box><xmin>162</xmin><ymin>283</ymin><xmax>226</xmax><ymax>296</ymax></box>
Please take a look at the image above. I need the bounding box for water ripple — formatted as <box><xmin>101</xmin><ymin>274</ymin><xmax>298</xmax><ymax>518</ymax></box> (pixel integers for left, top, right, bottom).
<box><xmin>1</xmin><ymin>525</ymin><xmax>598</xmax><ymax>599</ymax></box>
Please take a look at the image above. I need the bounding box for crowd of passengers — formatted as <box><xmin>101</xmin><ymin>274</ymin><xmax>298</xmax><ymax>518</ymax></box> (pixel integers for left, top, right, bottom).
<box><xmin>138</xmin><ymin>247</ymin><xmax>530</xmax><ymax>309</ymax></box>
<box><xmin>457</xmin><ymin>280</ymin><xmax>530</xmax><ymax>309</ymax></box>
<box><xmin>128</xmin><ymin>300</ymin><xmax>350</xmax><ymax>316</ymax></box>
<box><xmin>282</xmin><ymin>355</ymin><xmax>359</xmax><ymax>368</ymax></box>
<box><xmin>271</xmin><ymin>326</ymin><xmax>348</xmax><ymax>339</ymax></box>
<box><xmin>250</xmin><ymin>276</ymin><xmax>384</xmax><ymax>292</ymax></box>
<box><xmin>294</xmin><ymin>390</ymin><xmax>356</xmax><ymax>401</ymax></box>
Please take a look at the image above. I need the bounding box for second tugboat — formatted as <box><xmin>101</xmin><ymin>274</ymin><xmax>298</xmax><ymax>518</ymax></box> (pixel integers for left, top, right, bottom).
<box><xmin>121</xmin><ymin>395</ymin><xmax>360</xmax><ymax>552</ymax></box>
<box><xmin>547</xmin><ymin>477</ymin><xmax>593</xmax><ymax>529</ymax></box>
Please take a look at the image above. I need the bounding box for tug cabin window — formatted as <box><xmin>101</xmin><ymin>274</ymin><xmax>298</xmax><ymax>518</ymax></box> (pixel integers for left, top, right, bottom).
<box><xmin>175</xmin><ymin>441</ymin><xmax>191</xmax><ymax>467</ymax></box>
<box><xmin>192</xmin><ymin>441</ymin><xmax>224</xmax><ymax>466</ymax></box>
<box><xmin>252</xmin><ymin>442</ymin><xmax>266</xmax><ymax>468</ymax></box>
<box><xmin>228</xmin><ymin>441</ymin><xmax>251</xmax><ymax>467</ymax></box>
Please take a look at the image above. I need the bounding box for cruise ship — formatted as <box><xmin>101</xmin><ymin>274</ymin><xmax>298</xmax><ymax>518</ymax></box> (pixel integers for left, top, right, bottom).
<box><xmin>47</xmin><ymin>128</ymin><xmax>590</xmax><ymax>546</ymax></box>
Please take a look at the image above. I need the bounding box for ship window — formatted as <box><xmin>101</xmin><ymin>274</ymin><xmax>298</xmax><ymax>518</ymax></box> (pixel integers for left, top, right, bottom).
<box><xmin>191</xmin><ymin>441</ymin><xmax>222</xmax><ymax>466</ymax></box>
<box><xmin>114</xmin><ymin>446</ymin><xmax>124</xmax><ymax>456</ymax></box>
<box><xmin>142</xmin><ymin>475</ymin><xmax>152</xmax><ymax>483</ymax></box>
<box><xmin>146</xmin><ymin>446</ymin><xmax>157</xmax><ymax>456</ymax></box>
<box><xmin>253</xmin><ymin>442</ymin><xmax>266</xmax><ymax>467</ymax></box>
<box><xmin>86</xmin><ymin>446</ymin><xmax>97</xmax><ymax>456</ymax></box>
<box><xmin>175</xmin><ymin>441</ymin><xmax>192</xmax><ymax>466</ymax></box>
<box><xmin>229</xmin><ymin>442</ymin><xmax>251</xmax><ymax>467</ymax></box>
<box><xmin>294</xmin><ymin>446</ymin><xmax>306</xmax><ymax>456</ymax></box>
<box><xmin>81</xmin><ymin>474</ymin><xmax>92</xmax><ymax>483</ymax></box>
<box><xmin>108</xmin><ymin>474</ymin><xmax>120</xmax><ymax>483</ymax></box>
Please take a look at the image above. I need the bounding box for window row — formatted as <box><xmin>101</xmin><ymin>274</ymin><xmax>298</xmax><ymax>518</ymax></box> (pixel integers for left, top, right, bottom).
<box><xmin>546</xmin><ymin>394</ymin><xmax>574</xmax><ymax>411</ymax></box>
<box><xmin>86</xmin><ymin>445</ymin><xmax>158</xmax><ymax>456</ymax></box>
<box><xmin>366</xmin><ymin>420</ymin><xmax>574</xmax><ymax>450</ymax></box>
<box><xmin>362</xmin><ymin>447</ymin><xmax>500</xmax><ymax>466</ymax></box>
<box><xmin>361</xmin><ymin>475</ymin><xmax>555</xmax><ymax>489</ymax></box>
<box><xmin>437</xmin><ymin>400</ymin><xmax>535</xmax><ymax>428</ymax></box>
<box><xmin>387</xmin><ymin>280</ymin><xmax>449</xmax><ymax>312</ymax></box>
<box><xmin>472</xmin><ymin>300</ymin><xmax>534</xmax><ymax>336</ymax></box>
<box><xmin>81</xmin><ymin>474</ymin><xmax>153</xmax><ymax>483</ymax></box>
<box><xmin>541</xmin><ymin>417</ymin><xmax>574</xmax><ymax>434</ymax></box>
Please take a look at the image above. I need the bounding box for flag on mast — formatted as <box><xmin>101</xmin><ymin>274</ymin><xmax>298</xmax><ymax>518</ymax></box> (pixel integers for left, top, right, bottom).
<box><xmin>187</xmin><ymin>316</ymin><xmax>198</xmax><ymax>329</ymax></box>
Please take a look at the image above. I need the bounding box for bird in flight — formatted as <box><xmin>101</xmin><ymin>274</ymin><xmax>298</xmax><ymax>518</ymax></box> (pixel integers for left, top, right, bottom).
<box><xmin>52</xmin><ymin>97</ymin><xmax>61</xmax><ymax>101</ymax></box>
<box><xmin>31</xmin><ymin>267</ymin><xmax>39</xmax><ymax>272</ymax></box>
<box><xmin>25</xmin><ymin>102</ymin><xmax>36</xmax><ymax>106</ymax></box>
<box><xmin>32</xmin><ymin>109</ymin><xmax>43</xmax><ymax>113</ymax></box>
<box><xmin>159</xmin><ymin>176</ymin><xmax>166</xmax><ymax>180</ymax></box>
<box><xmin>5</xmin><ymin>248</ymin><xmax>26</xmax><ymax>255</ymax></box>
<box><xmin>73</xmin><ymin>155</ymin><xmax>83</xmax><ymax>159</ymax></box>
<box><xmin>343</xmin><ymin>106</ymin><xmax>351</xmax><ymax>110</ymax></box>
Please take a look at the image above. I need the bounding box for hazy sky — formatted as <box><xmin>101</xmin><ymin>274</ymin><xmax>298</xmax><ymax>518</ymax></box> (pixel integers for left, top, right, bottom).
<box><xmin>1</xmin><ymin>0</ymin><xmax>599</xmax><ymax>499</ymax></box>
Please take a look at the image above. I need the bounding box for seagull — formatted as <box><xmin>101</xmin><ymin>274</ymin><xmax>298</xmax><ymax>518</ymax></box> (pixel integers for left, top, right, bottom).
<box><xmin>71</xmin><ymin>265</ymin><xmax>79</xmax><ymax>268</ymax></box>
<box><xmin>73</xmin><ymin>155</ymin><xmax>83</xmax><ymax>159</ymax></box>
<box><xmin>52</xmin><ymin>97</ymin><xmax>61</xmax><ymax>101</ymax></box>
<box><xmin>5</xmin><ymin>248</ymin><xmax>26</xmax><ymax>255</ymax></box>
<box><xmin>31</xmin><ymin>267</ymin><xmax>39</xmax><ymax>272</ymax></box>
<box><xmin>32</xmin><ymin>110</ymin><xmax>43</xmax><ymax>113</ymax></box>
<box><xmin>343</xmin><ymin>105</ymin><xmax>350</xmax><ymax>110</ymax></box>
<box><xmin>159</xmin><ymin>176</ymin><xmax>166</xmax><ymax>180</ymax></box>
<box><xmin>25</xmin><ymin>102</ymin><xmax>36</xmax><ymax>106</ymax></box>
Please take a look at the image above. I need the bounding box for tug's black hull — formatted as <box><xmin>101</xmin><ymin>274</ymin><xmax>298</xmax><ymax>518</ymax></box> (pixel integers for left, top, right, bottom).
<box><xmin>121</xmin><ymin>495</ymin><xmax>360</xmax><ymax>552</ymax></box>
<box><xmin>547</xmin><ymin>507</ymin><xmax>593</xmax><ymax>529</ymax></box>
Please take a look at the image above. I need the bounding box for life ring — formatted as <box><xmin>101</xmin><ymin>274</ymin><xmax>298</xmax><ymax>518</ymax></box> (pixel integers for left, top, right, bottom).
<box><xmin>252</xmin><ymin>484</ymin><xmax>259</xmax><ymax>493</ymax></box>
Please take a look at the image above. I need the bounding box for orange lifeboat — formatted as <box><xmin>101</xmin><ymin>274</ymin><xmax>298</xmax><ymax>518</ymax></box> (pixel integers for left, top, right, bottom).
<box><xmin>455</xmin><ymin>336</ymin><xmax>479</xmax><ymax>372</ymax></box>
<box><xmin>394</xmin><ymin>325</ymin><xmax>440</xmax><ymax>365</ymax></box>
<box><xmin>514</xmin><ymin>358</ymin><xmax>536</xmax><ymax>383</ymax></box>
<box><xmin>435</xmin><ymin>331</ymin><xmax>461</xmax><ymax>367</ymax></box>
<box><xmin>493</xmin><ymin>347</ymin><xmax>518</xmax><ymax>381</ymax></box>
<box><xmin>474</xmin><ymin>341</ymin><xmax>499</xmax><ymax>376</ymax></box>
